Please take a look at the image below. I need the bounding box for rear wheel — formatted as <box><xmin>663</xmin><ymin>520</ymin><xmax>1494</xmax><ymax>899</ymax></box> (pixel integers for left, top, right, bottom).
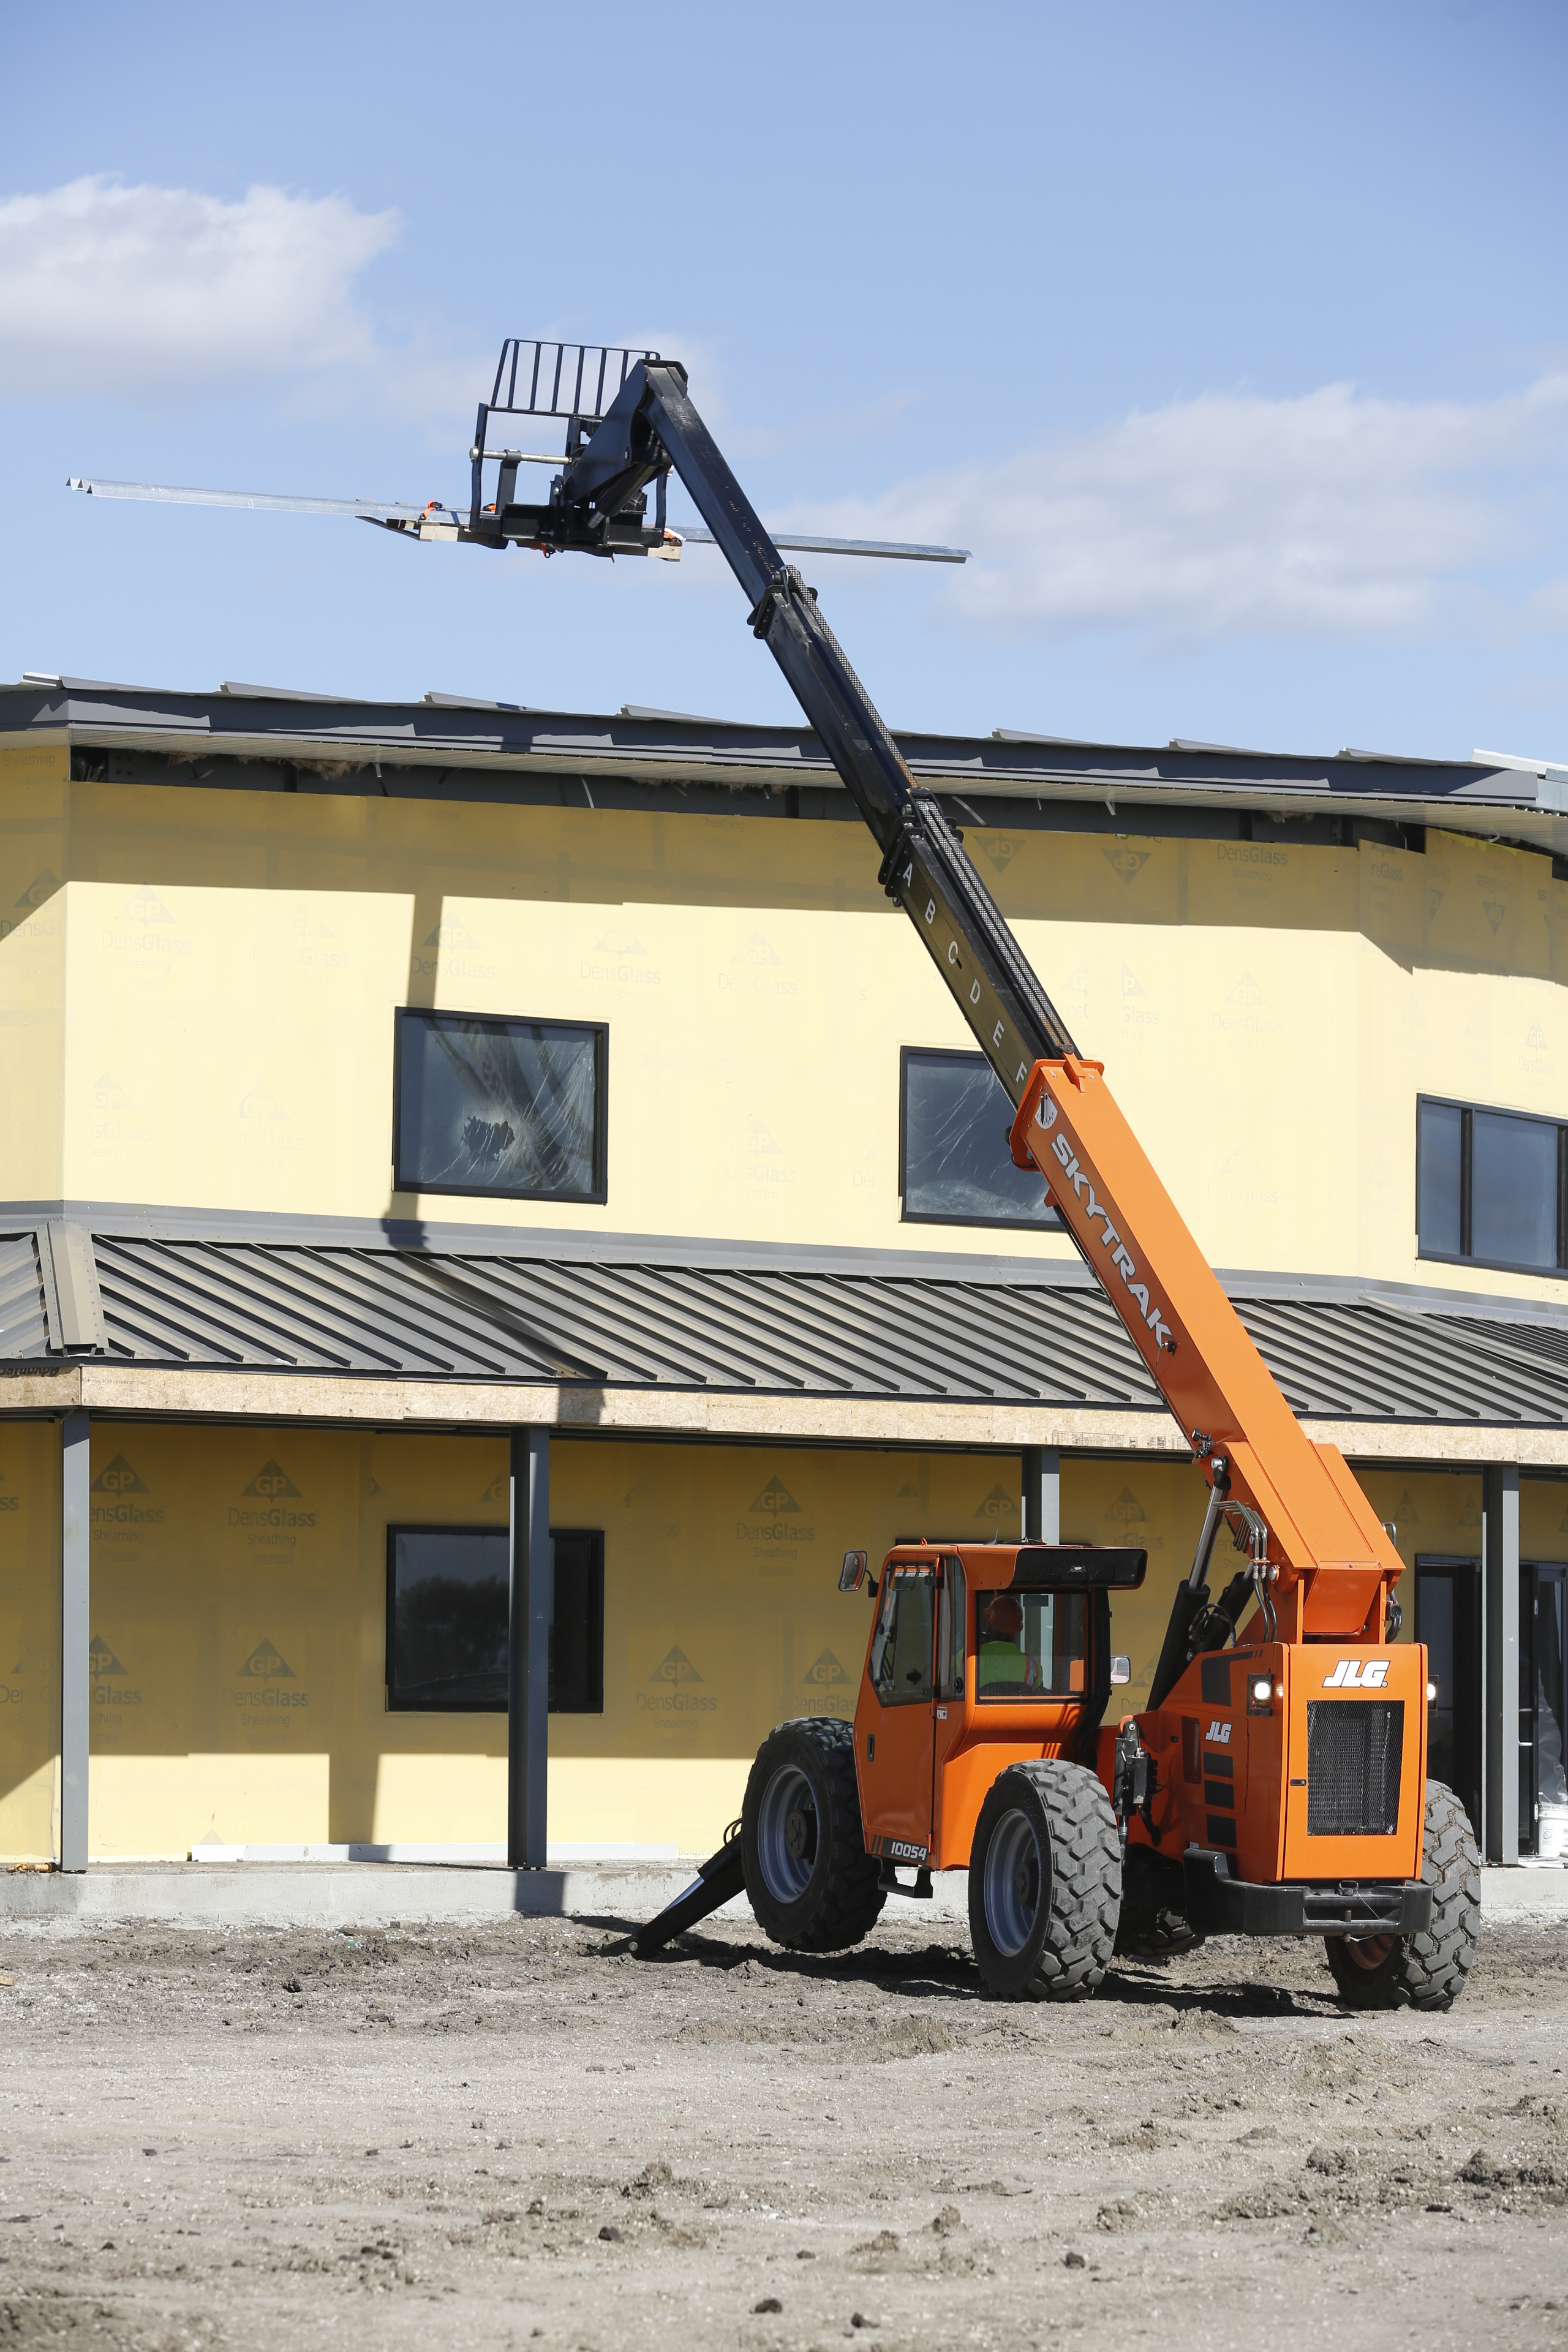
<box><xmin>968</xmin><ymin>1761</ymin><xmax>1121</xmax><ymax>2000</ymax></box>
<box><xmin>1324</xmin><ymin>1779</ymin><xmax>1480</xmax><ymax>2011</ymax></box>
<box><xmin>741</xmin><ymin>1717</ymin><xmax>885</xmax><ymax>1953</ymax></box>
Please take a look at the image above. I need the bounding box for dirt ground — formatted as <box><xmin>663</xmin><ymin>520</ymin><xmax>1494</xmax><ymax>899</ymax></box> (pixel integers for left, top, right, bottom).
<box><xmin>1</xmin><ymin>1902</ymin><xmax>1566</xmax><ymax>2352</ymax></box>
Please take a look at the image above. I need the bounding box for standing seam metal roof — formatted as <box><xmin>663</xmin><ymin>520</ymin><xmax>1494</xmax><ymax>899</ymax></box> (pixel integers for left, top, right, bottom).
<box><xmin>4</xmin><ymin>1227</ymin><xmax>1568</xmax><ymax>1425</ymax></box>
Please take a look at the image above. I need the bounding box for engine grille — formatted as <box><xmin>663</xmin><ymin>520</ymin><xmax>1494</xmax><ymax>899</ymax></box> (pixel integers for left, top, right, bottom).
<box><xmin>1306</xmin><ymin>1699</ymin><xmax>1404</xmax><ymax>1836</ymax></box>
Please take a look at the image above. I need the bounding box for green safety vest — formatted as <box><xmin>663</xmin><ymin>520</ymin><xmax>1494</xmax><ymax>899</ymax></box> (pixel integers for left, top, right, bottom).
<box><xmin>977</xmin><ymin>1639</ymin><xmax>1041</xmax><ymax>1693</ymax></box>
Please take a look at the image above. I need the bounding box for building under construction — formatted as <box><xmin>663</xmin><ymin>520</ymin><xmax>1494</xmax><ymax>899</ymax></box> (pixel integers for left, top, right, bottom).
<box><xmin>1</xmin><ymin>678</ymin><xmax>1565</xmax><ymax>1871</ymax></box>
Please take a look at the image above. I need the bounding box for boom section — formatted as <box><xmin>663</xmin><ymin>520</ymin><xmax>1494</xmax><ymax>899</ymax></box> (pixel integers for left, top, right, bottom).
<box><xmin>561</xmin><ymin>360</ymin><xmax>1077</xmax><ymax>1107</ymax></box>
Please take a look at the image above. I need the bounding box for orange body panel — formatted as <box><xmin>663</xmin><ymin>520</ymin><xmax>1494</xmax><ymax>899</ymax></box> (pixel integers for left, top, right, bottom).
<box><xmin>1131</xmin><ymin>1639</ymin><xmax>1427</xmax><ymax>1884</ymax></box>
<box><xmin>854</xmin><ymin>1686</ymin><xmax>936</xmax><ymax>1855</ymax></box>
<box><xmin>1011</xmin><ymin>1061</ymin><xmax>1403</xmax><ymax>1634</ymax></box>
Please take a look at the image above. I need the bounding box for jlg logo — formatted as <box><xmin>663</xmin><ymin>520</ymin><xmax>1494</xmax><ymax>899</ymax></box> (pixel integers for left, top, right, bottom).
<box><xmin>1322</xmin><ymin>1659</ymin><xmax>1390</xmax><ymax>1689</ymax></box>
<box><xmin>1205</xmin><ymin>1720</ymin><xmax>1231</xmax><ymax>1744</ymax></box>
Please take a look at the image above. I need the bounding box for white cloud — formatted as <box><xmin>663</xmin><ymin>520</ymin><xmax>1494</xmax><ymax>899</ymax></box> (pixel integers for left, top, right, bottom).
<box><xmin>780</xmin><ymin>377</ymin><xmax>1568</xmax><ymax>649</ymax></box>
<box><xmin>0</xmin><ymin>175</ymin><xmax>398</xmax><ymax>399</ymax></box>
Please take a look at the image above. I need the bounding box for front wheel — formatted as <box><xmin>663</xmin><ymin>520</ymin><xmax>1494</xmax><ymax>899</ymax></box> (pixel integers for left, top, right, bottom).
<box><xmin>968</xmin><ymin>1761</ymin><xmax>1121</xmax><ymax>2000</ymax></box>
<box><xmin>741</xmin><ymin>1717</ymin><xmax>885</xmax><ymax>1953</ymax></box>
<box><xmin>1324</xmin><ymin>1779</ymin><xmax>1480</xmax><ymax>2011</ymax></box>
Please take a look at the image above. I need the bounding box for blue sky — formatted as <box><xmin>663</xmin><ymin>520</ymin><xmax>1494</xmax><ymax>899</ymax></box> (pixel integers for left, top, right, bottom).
<box><xmin>2</xmin><ymin>0</ymin><xmax>1566</xmax><ymax>760</ymax></box>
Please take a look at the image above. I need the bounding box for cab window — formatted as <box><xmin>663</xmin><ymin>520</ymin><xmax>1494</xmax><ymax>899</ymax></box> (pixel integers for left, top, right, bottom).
<box><xmin>974</xmin><ymin>1587</ymin><xmax>1088</xmax><ymax>1700</ymax></box>
<box><xmin>869</xmin><ymin>1569</ymin><xmax>936</xmax><ymax>1706</ymax></box>
<box><xmin>937</xmin><ymin>1557</ymin><xmax>966</xmax><ymax>1701</ymax></box>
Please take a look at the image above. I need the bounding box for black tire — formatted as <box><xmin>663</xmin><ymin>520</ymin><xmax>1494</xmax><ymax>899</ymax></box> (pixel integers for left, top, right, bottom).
<box><xmin>968</xmin><ymin>1761</ymin><xmax>1121</xmax><ymax>2000</ymax></box>
<box><xmin>1324</xmin><ymin>1779</ymin><xmax>1480</xmax><ymax>2012</ymax></box>
<box><xmin>741</xmin><ymin>1717</ymin><xmax>886</xmax><ymax>1953</ymax></box>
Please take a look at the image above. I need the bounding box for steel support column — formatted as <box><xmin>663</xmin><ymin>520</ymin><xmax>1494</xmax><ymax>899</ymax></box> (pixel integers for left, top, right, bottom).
<box><xmin>1483</xmin><ymin>1462</ymin><xmax>1520</xmax><ymax>1865</ymax></box>
<box><xmin>1022</xmin><ymin>1446</ymin><xmax>1060</xmax><ymax>1545</ymax></box>
<box><xmin>508</xmin><ymin>1428</ymin><xmax>551</xmax><ymax>1869</ymax></box>
<box><xmin>59</xmin><ymin>1409</ymin><xmax>90</xmax><ymax>1873</ymax></box>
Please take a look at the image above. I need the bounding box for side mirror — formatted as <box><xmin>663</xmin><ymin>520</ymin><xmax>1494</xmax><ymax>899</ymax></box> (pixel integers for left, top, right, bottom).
<box><xmin>1109</xmin><ymin>1654</ymin><xmax>1131</xmax><ymax>1686</ymax></box>
<box><xmin>839</xmin><ymin>1548</ymin><xmax>869</xmax><ymax>1594</ymax></box>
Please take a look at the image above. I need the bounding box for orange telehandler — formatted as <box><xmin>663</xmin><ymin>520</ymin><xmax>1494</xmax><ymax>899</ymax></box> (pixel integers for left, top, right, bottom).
<box><xmin>526</xmin><ymin>340</ymin><xmax>1480</xmax><ymax>2008</ymax></box>
<box><xmin>81</xmin><ymin>338</ymin><xmax>1476</xmax><ymax>2005</ymax></box>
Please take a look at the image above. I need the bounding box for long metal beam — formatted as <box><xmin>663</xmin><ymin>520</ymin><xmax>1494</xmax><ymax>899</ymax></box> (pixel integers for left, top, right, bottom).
<box><xmin>59</xmin><ymin>1409</ymin><xmax>89</xmax><ymax>1872</ymax></box>
<box><xmin>66</xmin><ymin>478</ymin><xmax>968</xmax><ymax>563</ymax></box>
<box><xmin>508</xmin><ymin>1428</ymin><xmax>552</xmax><ymax>1869</ymax></box>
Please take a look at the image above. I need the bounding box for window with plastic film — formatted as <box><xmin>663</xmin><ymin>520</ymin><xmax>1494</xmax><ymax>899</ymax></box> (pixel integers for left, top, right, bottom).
<box><xmin>394</xmin><ymin>1009</ymin><xmax>608</xmax><ymax>1202</ymax></box>
<box><xmin>900</xmin><ymin>1048</ymin><xmax>1061</xmax><ymax>1229</ymax></box>
<box><xmin>937</xmin><ymin>1558</ymin><xmax>967</xmax><ymax>1701</ymax></box>
<box><xmin>1417</xmin><ymin>1094</ymin><xmax>1566</xmax><ymax>1276</ymax></box>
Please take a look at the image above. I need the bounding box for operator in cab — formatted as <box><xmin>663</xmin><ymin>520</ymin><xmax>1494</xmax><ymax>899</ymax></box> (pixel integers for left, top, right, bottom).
<box><xmin>976</xmin><ymin>1591</ymin><xmax>1043</xmax><ymax>1696</ymax></box>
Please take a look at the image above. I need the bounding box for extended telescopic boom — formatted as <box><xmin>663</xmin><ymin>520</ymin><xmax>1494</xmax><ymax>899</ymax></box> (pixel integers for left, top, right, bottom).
<box><xmin>571</xmin><ymin>357</ymin><xmax>1400</xmax><ymax>1646</ymax></box>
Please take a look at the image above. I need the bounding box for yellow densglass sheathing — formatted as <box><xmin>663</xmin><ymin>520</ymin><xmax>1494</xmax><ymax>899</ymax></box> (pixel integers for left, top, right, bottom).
<box><xmin>0</xmin><ymin>750</ymin><xmax>68</xmax><ymax>1204</ymax></box>
<box><xmin>8</xmin><ymin>1415</ymin><xmax>1492</xmax><ymax>1865</ymax></box>
<box><xmin>28</xmin><ymin>772</ymin><xmax>1568</xmax><ymax>1295</ymax></box>
<box><xmin>0</xmin><ymin>1420</ymin><xmax>62</xmax><ymax>1861</ymax></box>
<box><xmin>74</xmin><ymin>1419</ymin><xmax>1071</xmax><ymax>1861</ymax></box>
<box><xmin>1356</xmin><ymin>1466</ymin><xmax>1567</xmax><ymax>1586</ymax></box>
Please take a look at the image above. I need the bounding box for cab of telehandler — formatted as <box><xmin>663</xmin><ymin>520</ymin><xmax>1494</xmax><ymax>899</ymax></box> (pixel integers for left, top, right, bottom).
<box><xmin>840</xmin><ymin>1540</ymin><xmax>1144</xmax><ymax>1878</ymax></box>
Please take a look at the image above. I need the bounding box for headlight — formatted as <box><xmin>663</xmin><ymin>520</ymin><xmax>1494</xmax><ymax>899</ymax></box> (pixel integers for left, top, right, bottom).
<box><xmin>1246</xmin><ymin>1674</ymin><xmax>1273</xmax><ymax>1714</ymax></box>
<box><xmin>1426</xmin><ymin>1681</ymin><xmax>1437</xmax><ymax>1702</ymax></box>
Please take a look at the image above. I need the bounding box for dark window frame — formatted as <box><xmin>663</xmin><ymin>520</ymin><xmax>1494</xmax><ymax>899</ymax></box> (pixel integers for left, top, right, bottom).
<box><xmin>898</xmin><ymin>1044</ymin><xmax>1062</xmax><ymax>1232</ymax></box>
<box><xmin>391</xmin><ymin>1006</ymin><xmax>609</xmax><ymax>1205</ymax></box>
<box><xmin>385</xmin><ymin>1521</ymin><xmax>605</xmax><ymax>1714</ymax></box>
<box><xmin>1417</xmin><ymin>1091</ymin><xmax>1568</xmax><ymax>1279</ymax></box>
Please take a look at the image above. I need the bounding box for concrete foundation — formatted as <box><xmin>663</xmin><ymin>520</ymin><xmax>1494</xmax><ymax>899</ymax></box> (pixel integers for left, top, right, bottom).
<box><xmin>2</xmin><ymin>1861</ymin><xmax>1560</xmax><ymax>1932</ymax></box>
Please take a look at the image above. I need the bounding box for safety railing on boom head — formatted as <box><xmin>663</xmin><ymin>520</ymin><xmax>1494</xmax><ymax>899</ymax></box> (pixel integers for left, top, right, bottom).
<box><xmin>470</xmin><ymin>341</ymin><xmax>662</xmax><ymax>529</ymax></box>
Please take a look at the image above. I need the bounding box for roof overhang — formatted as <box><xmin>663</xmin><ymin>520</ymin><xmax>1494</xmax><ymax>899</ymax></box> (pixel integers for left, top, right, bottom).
<box><xmin>4</xmin><ymin>684</ymin><xmax>1566</xmax><ymax>856</ymax></box>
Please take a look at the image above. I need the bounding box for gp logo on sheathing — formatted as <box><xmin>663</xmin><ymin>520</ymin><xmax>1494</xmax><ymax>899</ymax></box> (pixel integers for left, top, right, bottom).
<box><xmin>1323</xmin><ymin>1659</ymin><xmax>1390</xmax><ymax>1689</ymax></box>
<box><xmin>238</xmin><ymin>1639</ymin><xmax>295</xmax><ymax>1681</ymax></box>
<box><xmin>89</xmin><ymin>1454</ymin><xmax>162</xmax><ymax>1529</ymax></box>
<box><xmin>244</xmin><ymin>1460</ymin><xmax>301</xmax><ymax>1499</ymax></box>
<box><xmin>639</xmin><ymin>1645</ymin><xmax>717</xmax><ymax>1715</ymax></box>
<box><xmin>752</xmin><ymin>1474</ymin><xmax>801</xmax><ymax>1517</ymax></box>
<box><xmin>1206</xmin><ymin>1720</ymin><xmax>1232</xmax><ymax>1744</ymax></box>
<box><xmin>649</xmin><ymin>1646</ymin><xmax>703</xmax><ymax>1686</ymax></box>
<box><xmin>230</xmin><ymin>1460</ymin><xmax>316</xmax><ymax>1531</ymax></box>
<box><xmin>88</xmin><ymin>1632</ymin><xmax>141</xmax><ymax>1707</ymax></box>
<box><xmin>92</xmin><ymin>1455</ymin><xmax>148</xmax><ymax>1495</ymax></box>
<box><xmin>228</xmin><ymin>1637</ymin><xmax>308</xmax><ymax>1711</ymax></box>
<box><xmin>89</xmin><ymin>1634</ymin><xmax>129</xmax><ymax>1680</ymax></box>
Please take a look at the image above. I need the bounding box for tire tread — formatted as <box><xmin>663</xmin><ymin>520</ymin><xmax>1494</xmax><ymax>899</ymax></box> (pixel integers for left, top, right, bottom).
<box><xmin>743</xmin><ymin>1716</ymin><xmax>884</xmax><ymax>1954</ymax></box>
<box><xmin>971</xmin><ymin>1760</ymin><xmax>1121</xmax><ymax>2001</ymax></box>
<box><xmin>1324</xmin><ymin>1778</ymin><xmax>1479</xmax><ymax>2012</ymax></box>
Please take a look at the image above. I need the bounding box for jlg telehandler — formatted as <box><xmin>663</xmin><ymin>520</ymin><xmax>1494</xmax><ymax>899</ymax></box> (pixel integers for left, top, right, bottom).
<box><xmin>77</xmin><ymin>341</ymin><xmax>1480</xmax><ymax>2005</ymax></box>
<box><xmin>535</xmin><ymin>342</ymin><xmax>1480</xmax><ymax>2009</ymax></box>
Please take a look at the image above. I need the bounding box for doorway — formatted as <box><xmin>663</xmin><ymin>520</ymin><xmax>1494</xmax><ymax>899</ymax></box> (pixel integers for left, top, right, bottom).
<box><xmin>1414</xmin><ymin>1558</ymin><xmax>1482</xmax><ymax>1844</ymax></box>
